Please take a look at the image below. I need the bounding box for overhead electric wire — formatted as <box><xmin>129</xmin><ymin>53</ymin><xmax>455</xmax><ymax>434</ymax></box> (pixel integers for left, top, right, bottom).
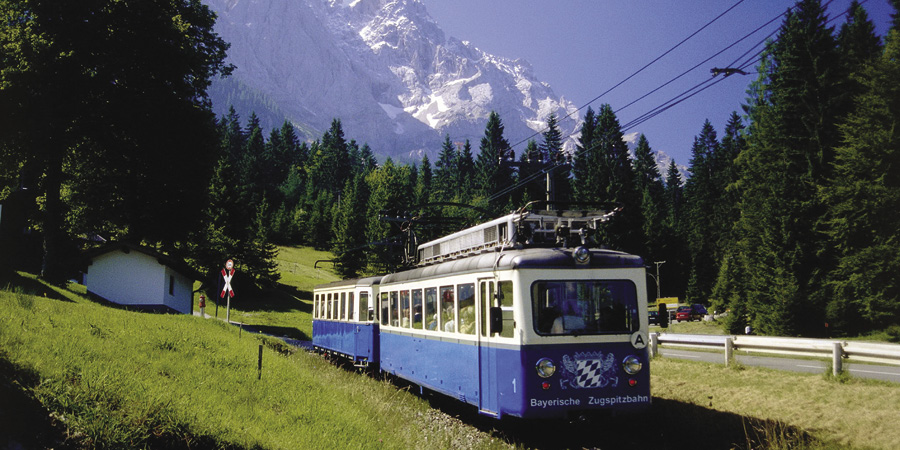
<box><xmin>507</xmin><ymin>0</ymin><xmax>748</xmax><ymax>151</ymax></box>
<box><xmin>484</xmin><ymin>0</ymin><xmax>867</xmax><ymax>205</ymax></box>
<box><xmin>613</xmin><ymin>8</ymin><xmax>787</xmax><ymax>117</ymax></box>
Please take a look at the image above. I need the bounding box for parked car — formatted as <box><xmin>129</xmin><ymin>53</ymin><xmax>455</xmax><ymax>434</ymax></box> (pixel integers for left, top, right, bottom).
<box><xmin>675</xmin><ymin>304</ymin><xmax>708</xmax><ymax>322</ymax></box>
<box><xmin>675</xmin><ymin>305</ymin><xmax>692</xmax><ymax>322</ymax></box>
<box><xmin>690</xmin><ymin>304</ymin><xmax>708</xmax><ymax>321</ymax></box>
<box><xmin>648</xmin><ymin>310</ymin><xmax>659</xmax><ymax>325</ymax></box>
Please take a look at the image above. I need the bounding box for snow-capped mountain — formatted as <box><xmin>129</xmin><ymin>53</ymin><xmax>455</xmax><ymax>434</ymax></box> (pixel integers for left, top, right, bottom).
<box><xmin>204</xmin><ymin>0</ymin><xmax>581</xmax><ymax>161</ymax></box>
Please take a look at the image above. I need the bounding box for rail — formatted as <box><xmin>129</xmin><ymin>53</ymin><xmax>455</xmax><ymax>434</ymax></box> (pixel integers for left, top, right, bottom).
<box><xmin>650</xmin><ymin>333</ymin><xmax>900</xmax><ymax>375</ymax></box>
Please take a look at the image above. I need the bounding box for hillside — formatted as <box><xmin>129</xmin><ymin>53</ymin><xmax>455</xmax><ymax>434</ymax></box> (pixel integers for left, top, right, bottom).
<box><xmin>0</xmin><ymin>271</ymin><xmax>505</xmax><ymax>449</ymax></box>
<box><xmin>3</xmin><ymin>246</ymin><xmax>900</xmax><ymax>449</ymax></box>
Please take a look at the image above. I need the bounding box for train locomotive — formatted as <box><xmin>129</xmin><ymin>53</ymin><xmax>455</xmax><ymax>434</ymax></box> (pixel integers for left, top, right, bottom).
<box><xmin>312</xmin><ymin>206</ymin><xmax>651</xmax><ymax>419</ymax></box>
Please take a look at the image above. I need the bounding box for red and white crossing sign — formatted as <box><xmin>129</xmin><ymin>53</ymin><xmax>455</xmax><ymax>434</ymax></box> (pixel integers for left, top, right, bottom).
<box><xmin>220</xmin><ymin>259</ymin><xmax>235</xmax><ymax>299</ymax></box>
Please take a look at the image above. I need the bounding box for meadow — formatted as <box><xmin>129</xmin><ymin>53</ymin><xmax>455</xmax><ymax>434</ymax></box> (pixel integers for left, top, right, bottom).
<box><xmin>2</xmin><ymin>246</ymin><xmax>899</xmax><ymax>449</ymax></box>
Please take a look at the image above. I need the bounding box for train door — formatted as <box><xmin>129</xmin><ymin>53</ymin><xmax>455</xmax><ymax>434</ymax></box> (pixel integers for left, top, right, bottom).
<box><xmin>477</xmin><ymin>278</ymin><xmax>499</xmax><ymax>416</ymax></box>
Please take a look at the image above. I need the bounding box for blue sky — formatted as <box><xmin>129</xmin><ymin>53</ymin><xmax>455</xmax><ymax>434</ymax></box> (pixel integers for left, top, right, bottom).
<box><xmin>423</xmin><ymin>0</ymin><xmax>896</xmax><ymax>167</ymax></box>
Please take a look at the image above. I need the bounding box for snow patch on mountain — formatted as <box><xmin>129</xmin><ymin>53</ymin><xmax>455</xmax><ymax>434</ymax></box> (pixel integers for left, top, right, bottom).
<box><xmin>204</xmin><ymin>0</ymin><xmax>582</xmax><ymax>160</ymax></box>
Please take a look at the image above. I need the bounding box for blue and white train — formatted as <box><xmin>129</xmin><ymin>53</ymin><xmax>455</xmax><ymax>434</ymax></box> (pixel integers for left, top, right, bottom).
<box><xmin>312</xmin><ymin>207</ymin><xmax>651</xmax><ymax>419</ymax></box>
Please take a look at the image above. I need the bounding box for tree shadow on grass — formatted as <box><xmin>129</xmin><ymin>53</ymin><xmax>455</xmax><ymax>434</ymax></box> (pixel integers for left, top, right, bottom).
<box><xmin>413</xmin><ymin>390</ymin><xmax>827</xmax><ymax>450</ymax></box>
<box><xmin>226</xmin><ymin>284</ymin><xmax>312</xmax><ymax>313</ymax></box>
<box><xmin>0</xmin><ymin>355</ymin><xmax>249</xmax><ymax>450</ymax></box>
<box><xmin>493</xmin><ymin>398</ymin><xmax>822</xmax><ymax>450</ymax></box>
<box><xmin>0</xmin><ymin>272</ymin><xmax>74</xmax><ymax>303</ymax></box>
<box><xmin>238</xmin><ymin>323</ymin><xmax>309</xmax><ymax>341</ymax></box>
<box><xmin>0</xmin><ymin>356</ymin><xmax>74</xmax><ymax>449</ymax></box>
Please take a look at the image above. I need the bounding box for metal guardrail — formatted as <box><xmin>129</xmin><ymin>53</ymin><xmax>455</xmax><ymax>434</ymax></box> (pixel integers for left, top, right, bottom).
<box><xmin>651</xmin><ymin>333</ymin><xmax>900</xmax><ymax>374</ymax></box>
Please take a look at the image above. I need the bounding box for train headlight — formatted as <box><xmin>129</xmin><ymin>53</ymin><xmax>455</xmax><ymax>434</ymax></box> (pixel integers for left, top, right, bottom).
<box><xmin>573</xmin><ymin>246</ymin><xmax>591</xmax><ymax>264</ymax></box>
<box><xmin>622</xmin><ymin>355</ymin><xmax>642</xmax><ymax>375</ymax></box>
<box><xmin>535</xmin><ymin>358</ymin><xmax>556</xmax><ymax>378</ymax></box>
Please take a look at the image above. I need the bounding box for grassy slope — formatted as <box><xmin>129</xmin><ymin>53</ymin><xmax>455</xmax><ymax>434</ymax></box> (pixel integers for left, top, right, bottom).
<box><xmin>0</xmin><ymin>274</ymin><xmax>505</xmax><ymax>449</ymax></box>
<box><xmin>200</xmin><ymin>246</ymin><xmax>340</xmax><ymax>341</ymax></box>
<box><xmin>3</xmin><ymin>247</ymin><xmax>900</xmax><ymax>449</ymax></box>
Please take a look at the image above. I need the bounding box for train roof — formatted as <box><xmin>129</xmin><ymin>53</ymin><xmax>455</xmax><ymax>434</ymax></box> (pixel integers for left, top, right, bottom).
<box><xmin>314</xmin><ymin>275</ymin><xmax>382</xmax><ymax>290</ymax></box>
<box><xmin>381</xmin><ymin>247</ymin><xmax>643</xmax><ymax>285</ymax></box>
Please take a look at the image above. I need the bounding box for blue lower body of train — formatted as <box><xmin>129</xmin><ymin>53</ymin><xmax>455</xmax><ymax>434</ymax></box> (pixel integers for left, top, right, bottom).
<box><xmin>312</xmin><ymin>321</ymin><xmax>650</xmax><ymax>419</ymax></box>
<box><xmin>312</xmin><ymin>320</ymin><xmax>378</xmax><ymax>367</ymax></box>
<box><xmin>379</xmin><ymin>330</ymin><xmax>650</xmax><ymax>419</ymax></box>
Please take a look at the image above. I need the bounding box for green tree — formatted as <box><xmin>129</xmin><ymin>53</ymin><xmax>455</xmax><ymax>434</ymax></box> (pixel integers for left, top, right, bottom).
<box><xmin>661</xmin><ymin>160</ymin><xmax>688</xmax><ymax>299</ymax></box>
<box><xmin>433</xmin><ymin>135</ymin><xmax>457</xmax><ymax>203</ymax></box>
<box><xmin>572</xmin><ymin>107</ymin><xmax>598</xmax><ymax>199</ymax></box>
<box><xmin>683</xmin><ymin>120</ymin><xmax>721</xmax><ymax>304</ymax></box>
<box><xmin>365</xmin><ymin>159</ymin><xmax>414</xmax><ymax>273</ymax></box>
<box><xmin>519</xmin><ymin>139</ymin><xmax>544</xmax><ymax>203</ymax></box>
<box><xmin>540</xmin><ymin>113</ymin><xmax>571</xmax><ymax>204</ymax></box>
<box><xmin>572</xmin><ymin>104</ymin><xmax>642</xmax><ymax>253</ymax></box>
<box><xmin>333</xmin><ymin>173</ymin><xmax>370</xmax><ymax>278</ymax></box>
<box><xmin>0</xmin><ymin>0</ymin><xmax>231</xmax><ymax>281</ymax></box>
<box><xmin>415</xmin><ymin>154</ymin><xmax>433</xmax><ymax>206</ymax></box>
<box><xmin>475</xmin><ymin>111</ymin><xmax>514</xmax><ymax>215</ymax></box>
<box><xmin>457</xmin><ymin>140</ymin><xmax>476</xmax><ymax>201</ymax></box>
<box><xmin>821</xmin><ymin>27</ymin><xmax>900</xmax><ymax>333</ymax></box>
<box><xmin>728</xmin><ymin>0</ymin><xmax>846</xmax><ymax>335</ymax></box>
<box><xmin>632</xmin><ymin>134</ymin><xmax>666</xmax><ymax>269</ymax></box>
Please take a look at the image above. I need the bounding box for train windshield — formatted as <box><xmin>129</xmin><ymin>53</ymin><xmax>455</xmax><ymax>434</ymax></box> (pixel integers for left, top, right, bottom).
<box><xmin>532</xmin><ymin>280</ymin><xmax>638</xmax><ymax>336</ymax></box>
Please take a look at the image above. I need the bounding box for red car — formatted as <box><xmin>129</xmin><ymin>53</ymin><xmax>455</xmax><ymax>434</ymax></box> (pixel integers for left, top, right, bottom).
<box><xmin>675</xmin><ymin>306</ymin><xmax>693</xmax><ymax>322</ymax></box>
<box><xmin>675</xmin><ymin>304</ymin><xmax>708</xmax><ymax>322</ymax></box>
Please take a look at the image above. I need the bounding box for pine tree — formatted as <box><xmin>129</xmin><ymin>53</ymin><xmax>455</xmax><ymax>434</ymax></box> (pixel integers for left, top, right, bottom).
<box><xmin>433</xmin><ymin>135</ymin><xmax>457</xmax><ymax>203</ymax></box>
<box><xmin>457</xmin><ymin>140</ymin><xmax>476</xmax><ymax>202</ymax></box>
<box><xmin>821</xmin><ymin>27</ymin><xmax>900</xmax><ymax>333</ymax></box>
<box><xmin>475</xmin><ymin>111</ymin><xmax>514</xmax><ymax>215</ymax></box>
<box><xmin>632</xmin><ymin>134</ymin><xmax>666</xmax><ymax>264</ymax></box>
<box><xmin>837</xmin><ymin>1</ymin><xmax>882</xmax><ymax>71</ymax></box>
<box><xmin>683</xmin><ymin>120</ymin><xmax>720</xmax><ymax>304</ymax></box>
<box><xmin>730</xmin><ymin>0</ymin><xmax>846</xmax><ymax>335</ymax></box>
<box><xmin>572</xmin><ymin>104</ymin><xmax>642</xmax><ymax>253</ymax></box>
<box><xmin>415</xmin><ymin>154</ymin><xmax>433</xmax><ymax>206</ymax></box>
<box><xmin>572</xmin><ymin>107</ymin><xmax>599</xmax><ymax>200</ymax></box>
<box><xmin>519</xmin><ymin>140</ymin><xmax>544</xmax><ymax>203</ymax></box>
<box><xmin>365</xmin><ymin>159</ymin><xmax>414</xmax><ymax>273</ymax></box>
<box><xmin>333</xmin><ymin>173</ymin><xmax>370</xmax><ymax>278</ymax></box>
<box><xmin>661</xmin><ymin>160</ymin><xmax>689</xmax><ymax>299</ymax></box>
<box><xmin>541</xmin><ymin>113</ymin><xmax>571</xmax><ymax>205</ymax></box>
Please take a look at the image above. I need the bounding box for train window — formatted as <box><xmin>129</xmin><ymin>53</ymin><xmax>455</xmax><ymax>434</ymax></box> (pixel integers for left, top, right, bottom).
<box><xmin>499</xmin><ymin>281</ymin><xmax>514</xmax><ymax>338</ymax></box>
<box><xmin>341</xmin><ymin>292</ymin><xmax>347</xmax><ymax>321</ymax></box>
<box><xmin>358</xmin><ymin>292</ymin><xmax>367</xmax><ymax>322</ymax></box>
<box><xmin>440</xmin><ymin>286</ymin><xmax>454</xmax><ymax>332</ymax></box>
<box><xmin>400</xmin><ymin>290</ymin><xmax>411</xmax><ymax>328</ymax></box>
<box><xmin>480</xmin><ymin>281</ymin><xmax>494</xmax><ymax>337</ymax></box>
<box><xmin>349</xmin><ymin>292</ymin><xmax>355</xmax><ymax>321</ymax></box>
<box><xmin>458</xmin><ymin>284</ymin><xmax>475</xmax><ymax>335</ymax></box>
<box><xmin>333</xmin><ymin>294</ymin><xmax>339</xmax><ymax>321</ymax></box>
<box><xmin>389</xmin><ymin>291</ymin><xmax>398</xmax><ymax>327</ymax></box>
<box><xmin>424</xmin><ymin>287</ymin><xmax>437</xmax><ymax>330</ymax></box>
<box><xmin>380</xmin><ymin>293</ymin><xmax>389</xmax><ymax>326</ymax></box>
<box><xmin>412</xmin><ymin>289</ymin><xmax>423</xmax><ymax>329</ymax></box>
<box><xmin>531</xmin><ymin>280</ymin><xmax>637</xmax><ymax>336</ymax></box>
<box><xmin>313</xmin><ymin>294</ymin><xmax>318</xmax><ymax>318</ymax></box>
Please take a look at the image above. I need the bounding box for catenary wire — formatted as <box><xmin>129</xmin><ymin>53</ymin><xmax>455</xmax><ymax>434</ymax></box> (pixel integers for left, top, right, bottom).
<box><xmin>484</xmin><ymin>0</ymin><xmax>867</xmax><ymax>204</ymax></box>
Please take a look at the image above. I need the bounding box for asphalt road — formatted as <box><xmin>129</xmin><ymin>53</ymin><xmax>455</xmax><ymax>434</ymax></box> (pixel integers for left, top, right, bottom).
<box><xmin>659</xmin><ymin>348</ymin><xmax>900</xmax><ymax>383</ymax></box>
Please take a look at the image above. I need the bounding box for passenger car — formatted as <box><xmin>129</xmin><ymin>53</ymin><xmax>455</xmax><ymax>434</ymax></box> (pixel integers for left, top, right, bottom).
<box><xmin>675</xmin><ymin>305</ymin><xmax>692</xmax><ymax>322</ymax></box>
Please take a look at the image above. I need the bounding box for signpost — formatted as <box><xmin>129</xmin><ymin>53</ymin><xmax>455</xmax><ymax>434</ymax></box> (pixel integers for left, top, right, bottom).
<box><xmin>220</xmin><ymin>259</ymin><xmax>236</xmax><ymax>323</ymax></box>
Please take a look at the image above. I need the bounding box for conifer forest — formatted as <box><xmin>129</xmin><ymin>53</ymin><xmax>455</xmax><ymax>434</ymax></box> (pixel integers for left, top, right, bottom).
<box><xmin>2</xmin><ymin>0</ymin><xmax>899</xmax><ymax>337</ymax></box>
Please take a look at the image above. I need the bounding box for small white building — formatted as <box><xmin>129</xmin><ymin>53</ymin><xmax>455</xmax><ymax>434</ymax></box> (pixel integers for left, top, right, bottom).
<box><xmin>84</xmin><ymin>243</ymin><xmax>198</xmax><ymax>314</ymax></box>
